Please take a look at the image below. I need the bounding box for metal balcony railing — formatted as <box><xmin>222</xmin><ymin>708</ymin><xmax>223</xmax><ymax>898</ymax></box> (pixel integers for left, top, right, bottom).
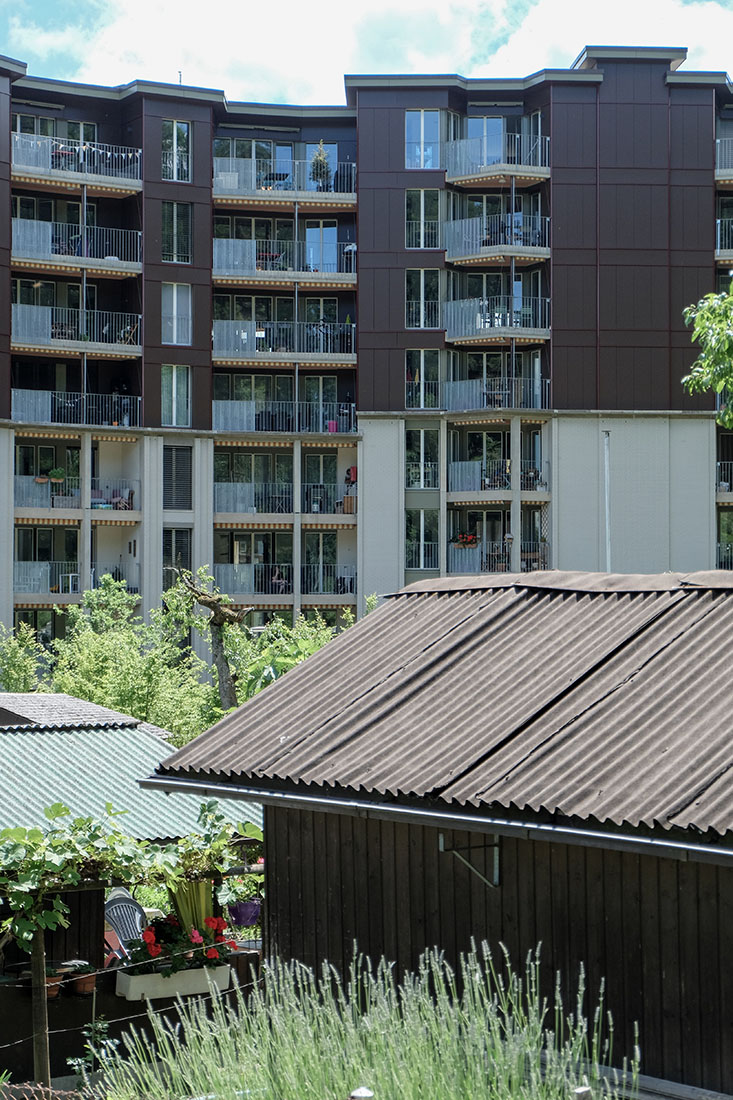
<box><xmin>405</xmin><ymin>461</ymin><xmax>439</xmax><ymax>489</ymax></box>
<box><xmin>161</xmin><ymin>314</ymin><xmax>191</xmax><ymax>345</ymax></box>
<box><xmin>443</xmin><ymin>377</ymin><xmax>550</xmax><ymax>411</ymax></box>
<box><xmin>213</xmin><ymin>238</ymin><xmax>356</xmax><ymax>276</ymax></box>
<box><xmin>213</xmin><ymin>320</ymin><xmax>355</xmax><ymax>357</ymax></box>
<box><xmin>715</xmin><ymin>139</ymin><xmax>733</xmax><ymax>172</ymax></box>
<box><xmin>716</xmin><ymin>219</ymin><xmax>733</xmax><ymax>251</ymax></box>
<box><xmin>443</xmin><ymin>214</ymin><xmax>549</xmax><ymax>259</ymax></box>
<box><xmin>405</xmin><ymin>380</ymin><xmax>441</xmax><ymax>409</ymax></box>
<box><xmin>14</xmin><ymin>560</ymin><xmax>80</xmax><ymax>594</ymax></box>
<box><xmin>444</xmin><ymin>133</ymin><xmax>550</xmax><ymax>179</ymax></box>
<box><xmin>14</xmin><ymin>474</ymin><xmax>82</xmax><ymax>508</ymax></box>
<box><xmin>716</xmin><ymin>462</ymin><xmax>733</xmax><ymax>491</ymax></box>
<box><xmin>214</xmin><ymin>482</ymin><xmax>293</xmax><ymax>513</ymax></box>
<box><xmin>211</xmin><ymin>399</ymin><xmax>356</xmax><ymax>434</ymax></box>
<box><xmin>12</xmin><ymin>220</ymin><xmax>142</xmax><ymax>264</ymax></box>
<box><xmin>161</xmin><ymin>150</ymin><xmax>190</xmax><ymax>182</ymax></box>
<box><xmin>406</xmin><ymin>300</ymin><xmax>440</xmax><ymax>328</ymax></box>
<box><xmin>12</xmin><ymin>389</ymin><xmax>141</xmax><ymax>427</ymax></box>
<box><xmin>447</xmin><ymin>540</ymin><xmax>508</xmax><ymax>574</ymax></box>
<box><xmin>405</xmin><ymin>220</ymin><xmax>440</xmax><ymax>249</ymax></box>
<box><xmin>298</xmin><ymin>402</ymin><xmax>356</xmax><ymax>432</ymax></box>
<box><xmin>213</xmin><ymin>562</ymin><xmax>294</xmax><ymax>595</ymax></box>
<box><xmin>12</xmin><ymin>304</ymin><xmax>141</xmax><ymax>348</ymax></box>
<box><xmin>12</xmin><ymin>133</ymin><xmax>141</xmax><ymax>180</ymax></box>
<box><xmin>521</xmin><ymin>541</ymin><xmax>549</xmax><ymax>571</ymax></box>
<box><xmin>717</xmin><ymin>543</ymin><xmax>733</xmax><ymax>569</ymax></box>
<box><xmin>443</xmin><ymin>296</ymin><xmax>550</xmax><ymax>340</ymax></box>
<box><xmin>301</xmin><ymin>563</ymin><xmax>356</xmax><ymax>595</ymax></box>
<box><xmin>405</xmin><ymin>542</ymin><xmax>439</xmax><ymax>570</ymax></box>
<box><xmin>91</xmin><ymin>562</ymin><xmax>140</xmax><ymax>592</ymax></box>
<box><xmin>90</xmin><ymin>478</ymin><xmax>139</xmax><ymax>509</ymax></box>
<box><xmin>448</xmin><ymin>460</ymin><xmax>511</xmax><ymax>492</ymax></box>
<box><xmin>302</xmin><ymin>483</ymin><xmax>344</xmax><ymax>513</ymax></box>
<box><xmin>213</xmin><ymin>158</ymin><xmax>356</xmax><ymax>195</ymax></box>
<box><xmin>520</xmin><ymin>461</ymin><xmax>550</xmax><ymax>491</ymax></box>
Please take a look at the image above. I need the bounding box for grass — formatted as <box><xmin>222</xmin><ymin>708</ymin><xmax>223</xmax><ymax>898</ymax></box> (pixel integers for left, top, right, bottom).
<box><xmin>100</xmin><ymin>943</ymin><xmax>639</xmax><ymax>1100</ymax></box>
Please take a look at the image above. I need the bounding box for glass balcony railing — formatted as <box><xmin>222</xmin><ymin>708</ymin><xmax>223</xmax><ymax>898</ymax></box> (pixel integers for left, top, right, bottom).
<box><xmin>447</xmin><ymin>460</ymin><xmax>511</xmax><ymax>492</ymax></box>
<box><xmin>715</xmin><ymin>139</ymin><xmax>733</xmax><ymax>173</ymax></box>
<box><xmin>443</xmin><ymin>296</ymin><xmax>550</xmax><ymax>341</ymax></box>
<box><xmin>444</xmin><ymin>134</ymin><xmax>550</xmax><ymax>180</ymax></box>
<box><xmin>213</xmin><ymin>320</ymin><xmax>355</xmax><ymax>357</ymax></box>
<box><xmin>14</xmin><ymin>475</ymin><xmax>82</xmax><ymax>508</ymax></box>
<box><xmin>12</xmin><ymin>304</ymin><xmax>141</xmax><ymax>350</ymax></box>
<box><xmin>443</xmin><ymin>214</ymin><xmax>549</xmax><ymax>259</ymax></box>
<box><xmin>213</xmin><ymin>562</ymin><xmax>294</xmax><ymax>595</ymax></box>
<box><xmin>211</xmin><ymin>399</ymin><xmax>356</xmax><ymax>434</ymax></box>
<box><xmin>443</xmin><ymin>377</ymin><xmax>549</xmax><ymax>411</ymax></box>
<box><xmin>12</xmin><ymin>220</ymin><xmax>142</xmax><ymax>264</ymax></box>
<box><xmin>447</xmin><ymin>540</ymin><xmax>508</xmax><ymax>574</ymax></box>
<box><xmin>213</xmin><ymin>238</ymin><xmax>356</xmax><ymax>277</ymax></box>
<box><xmin>214</xmin><ymin>482</ymin><xmax>293</xmax><ymax>513</ymax></box>
<box><xmin>14</xmin><ymin>560</ymin><xmax>80</xmax><ymax>594</ymax></box>
<box><xmin>12</xmin><ymin>133</ymin><xmax>141</xmax><ymax>181</ymax></box>
<box><xmin>213</xmin><ymin>158</ymin><xmax>356</xmax><ymax>196</ymax></box>
<box><xmin>12</xmin><ymin>389</ymin><xmax>141</xmax><ymax>427</ymax></box>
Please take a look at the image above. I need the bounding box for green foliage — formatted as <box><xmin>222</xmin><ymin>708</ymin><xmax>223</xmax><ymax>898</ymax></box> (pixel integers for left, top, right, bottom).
<box><xmin>0</xmin><ymin>800</ymin><xmax>238</xmax><ymax>950</ymax></box>
<box><xmin>224</xmin><ymin>611</ymin><xmax>336</xmax><ymax>700</ymax></box>
<box><xmin>67</xmin><ymin>1015</ymin><xmax>117</xmax><ymax>1084</ymax></box>
<box><xmin>0</xmin><ymin>621</ymin><xmax>45</xmax><ymax>691</ymax></box>
<box><xmin>100</xmin><ymin>945</ymin><xmax>639</xmax><ymax>1100</ymax></box>
<box><xmin>682</xmin><ymin>284</ymin><xmax>733</xmax><ymax>427</ymax></box>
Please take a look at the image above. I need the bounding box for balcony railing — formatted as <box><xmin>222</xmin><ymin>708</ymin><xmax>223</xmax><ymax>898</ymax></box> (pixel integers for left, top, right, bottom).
<box><xmin>12</xmin><ymin>389</ymin><xmax>141</xmax><ymax>427</ymax></box>
<box><xmin>213</xmin><ymin>320</ymin><xmax>355</xmax><ymax>357</ymax></box>
<box><xmin>162</xmin><ymin>150</ymin><xmax>190</xmax><ymax>182</ymax></box>
<box><xmin>301</xmin><ymin>564</ymin><xmax>356</xmax><ymax>595</ymax></box>
<box><xmin>448</xmin><ymin>460</ymin><xmax>511</xmax><ymax>492</ymax></box>
<box><xmin>214</xmin><ymin>482</ymin><xmax>293</xmax><ymax>513</ymax></box>
<box><xmin>443</xmin><ymin>296</ymin><xmax>550</xmax><ymax>340</ymax></box>
<box><xmin>213</xmin><ymin>562</ymin><xmax>294</xmax><ymax>595</ymax></box>
<box><xmin>12</xmin><ymin>304</ymin><xmax>141</xmax><ymax>350</ymax></box>
<box><xmin>718</xmin><ymin>543</ymin><xmax>733</xmax><ymax>569</ymax></box>
<box><xmin>443</xmin><ymin>377</ymin><xmax>550</xmax><ymax>411</ymax></box>
<box><xmin>14</xmin><ymin>561</ymin><xmax>80</xmax><ymax>594</ymax></box>
<box><xmin>213</xmin><ymin>238</ymin><xmax>356</xmax><ymax>276</ymax></box>
<box><xmin>405</xmin><ymin>542</ymin><xmax>439</xmax><ymax>570</ymax></box>
<box><xmin>405</xmin><ymin>380</ymin><xmax>441</xmax><ymax>409</ymax></box>
<box><xmin>521</xmin><ymin>541</ymin><xmax>549</xmax><ymax>571</ymax></box>
<box><xmin>12</xmin><ymin>220</ymin><xmax>142</xmax><ymax>264</ymax></box>
<box><xmin>444</xmin><ymin>133</ymin><xmax>550</xmax><ymax>179</ymax></box>
<box><xmin>90</xmin><ymin>478</ymin><xmax>139</xmax><ymax>509</ymax></box>
<box><xmin>443</xmin><ymin>215</ymin><xmax>549</xmax><ymax>259</ymax></box>
<box><xmin>213</xmin><ymin>158</ymin><xmax>356</xmax><ymax>195</ymax></box>
<box><xmin>520</xmin><ymin>461</ymin><xmax>550</xmax><ymax>491</ymax></box>
<box><xmin>447</xmin><ymin>540</ymin><xmax>508</xmax><ymax>574</ymax></box>
<box><xmin>302</xmin><ymin>483</ymin><xmax>349</xmax><ymax>513</ymax></box>
<box><xmin>212</xmin><ymin>399</ymin><xmax>356</xmax><ymax>434</ymax></box>
<box><xmin>91</xmin><ymin>562</ymin><xmax>140</xmax><ymax>592</ymax></box>
<box><xmin>11</xmin><ymin>133</ymin><xmax>141</xmax><ymax>181</ymax></box>
<box><xmin>406</xmin><ymin>461</ymin><xmax>439</xmax><ymax>489</ymax></box>
<box><xmin>717</xmin><ymin>462</ymin><xmax>733</xmax><ymax>491</ymax></box>
<box><xmin>14</xmin><ymin>474</ymin><xmax>82</xmax><ymax>508</ymax></box>
<box><xmin>716</xmin><ymin>139</ymin><xmax>733</xmax><ymax>172</ymax></box>
<box><xmin>406</xmin><ymin>300</ymin><xmax>440</xmax><ymax>328</ymax></box>
<box><xmin>716</xmin><ymin>219</ymin><xmax>733</xmax><ymax>252</ymax></box>
<box><xmin>405</xmin><ymin>221</ymin><xmax>440</xmax><ymax>249</ymax></box>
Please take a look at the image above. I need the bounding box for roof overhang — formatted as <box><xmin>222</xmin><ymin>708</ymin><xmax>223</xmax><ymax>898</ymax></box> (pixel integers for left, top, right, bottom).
<box><xmin>572</xmin><ymin>45</ymin><xmax>687</xmax><ymax>70</ymax></box>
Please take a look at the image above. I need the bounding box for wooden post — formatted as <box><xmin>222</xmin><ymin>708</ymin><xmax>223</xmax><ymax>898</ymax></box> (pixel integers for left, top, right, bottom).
<box><xmin>30</xmin><ymin>928</ymin><xmax>51</xmax><ymax>1086</ymax></box>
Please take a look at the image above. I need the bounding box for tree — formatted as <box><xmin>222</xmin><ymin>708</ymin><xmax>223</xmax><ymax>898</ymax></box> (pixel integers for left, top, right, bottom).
<box><xmin>682</xmin><ymin>284</ymin><xmax>733</xmax><ymax>426</ymax></box>
<box><xmin>0</xmin><ymin>621</ymin><xmax>45</xmax><ymax>691</ymax></box>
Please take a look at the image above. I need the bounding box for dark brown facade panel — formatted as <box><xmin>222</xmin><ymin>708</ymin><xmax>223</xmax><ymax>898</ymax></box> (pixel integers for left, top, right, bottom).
<box><xmin>669</xmin><ymin>185</ymin><xmax>715</xmax><ymax>254</ymax></box>
<box><xmin>598</xmin><ymin>103</ymin><xmax>670</xmax><ymax>171</ymax></box>
<box><xmin>598</xmin><ymin>59</ymin><xmax>673</xmax><ymax>107</ymax></box>
<box><xmin>598</xmin><ymin>184</ymin><xmax>669</xmax><ymax>250</ymax></box>
<box><xmin>550</xmin><ymin>183</ymin><xmax>597</xmax><ymax>250</ymax></box>
<box><xmin>550</xmin><ymin>344</ymin><xmax>598</xmax><ymax>410</ymax></box>
<box><xmin>549</xmin><ymin>100</ymin><xmax>598</xmax><ymax>170</ymax></box>
<box><xmin>670</xmin><ymin>99</ymin><xmax>716</xmax><ymax>171</ymax></box>
<box><xmin>598</xmin><ymin>346</ymin><xmax>671</xmax><ymax>410</ymax></box>
<box><xmin>598</xmin><ymin>265</ymin><xmax>670</xmax><ymax>332</ymax></box>
<box><xmin>548</xmin><ymin>264</ymin><xmax>597</xmax><ymax>331</ymax></box>
<box><xmin>670</xmin><ymin>264</ymin><xmax>717</xmax><ymax>334</ymax></box>
<box><xmin>264</xmin><ymin>806</ymin><xmax>733</xmax><ymax>1093</ymax></box>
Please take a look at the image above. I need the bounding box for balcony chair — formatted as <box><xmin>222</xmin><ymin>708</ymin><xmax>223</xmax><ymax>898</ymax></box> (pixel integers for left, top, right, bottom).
<box><xmin>104</xmin><ymin>888</ymin><xmax>146</xmax><ymax>962</ymax></box>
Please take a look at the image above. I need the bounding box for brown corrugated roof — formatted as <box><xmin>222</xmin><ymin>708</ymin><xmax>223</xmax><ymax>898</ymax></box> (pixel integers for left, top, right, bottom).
<box><xmin>153</xmin><ymin>571</ymin><xmax>733</xmax><ymax>838</ymax></box>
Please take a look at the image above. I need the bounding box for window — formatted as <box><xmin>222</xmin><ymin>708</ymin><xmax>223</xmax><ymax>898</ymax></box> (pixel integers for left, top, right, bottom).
<box><xmin>405</xmin><ymin>509</ymin><xmax>439</xmax><ymax>569</ymax></box>
<box><xmin>406</xmin><ymin>190</ymin><xmax>440</xmax><ymax>248</ymax></box>
<box><xmin>163</xmin><ymin>445</ymin><xmax>192</xmax><ymax>509</ymax></box>
<box><xmin>161</xmin><ymin>201</ymin><xmax>191</xmax><ymax>263</ymax></box>
<box><xmin>162</xmin><ymin>120</ymin><xmax>190</xmax><ymax>181</ymax></box>
<box><xmin>405</xmin><ymin>349</ymin><xmax>440</xmax><ymax>409</ymax></box>
<box><xmin>67</xmin><ymin>121</ymin><xmax>97</xmax><ymax>143</ymax></box>
<box><xmin>405</xmin><ymin>269</ymin><xmax>440</xmax><ymax>328</ymax></box>
<box><xmin>161</xmin><ymin>364</ymin><xmax>191</xmax><ymax>427</ymax></box>
<box><xmin>14</xmin><ymin>609</ymin><xmax>55</xmax><ymax>647</ymax></box>
<box><xmin>405</xmin><ymin>110</ymin><xmax>440</xmax><ymax>169</ymax></box>
<box><xmin>406</xmin><ymin>429</ymin><xmax>439</xmax><ymax>488</ymax></box>
<box><xmin>163</xmin><ymin>528</ymin><xmax>191</xmax><ymax>588</ymax></box>
<box><xmin>11</xmin><ymin>113</ymin><xmax>54</xmax><ymax>136</ymax></box>
<box><xmin>161</xmin><ymin>283</ymin><xmax>191</xmax><ymax>345</ymax></box>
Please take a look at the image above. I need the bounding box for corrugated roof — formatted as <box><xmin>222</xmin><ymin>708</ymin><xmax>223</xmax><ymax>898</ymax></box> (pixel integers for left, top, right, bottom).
<box><xmin>154</xmin><ymin>571</ymin><xmax>733</xmax><ymax>838</ymax></box>
<box><xmin>0</xmin><ymin>693</ymin><xmax>262</xmax><ymax>839</ymax></box>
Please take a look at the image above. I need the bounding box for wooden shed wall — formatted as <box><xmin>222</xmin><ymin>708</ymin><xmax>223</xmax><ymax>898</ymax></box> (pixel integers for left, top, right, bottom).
<box><xmin>264</xmin><ymin>806</ymin><xmax>733</xmax><ymax>1094</ymax></box>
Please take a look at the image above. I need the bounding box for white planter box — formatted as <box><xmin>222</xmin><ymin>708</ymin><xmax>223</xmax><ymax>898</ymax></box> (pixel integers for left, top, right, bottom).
<box><xmin>115</xmin><ymin>964</ymin><xmax>231</xmax><ymax>1001</ymax></box>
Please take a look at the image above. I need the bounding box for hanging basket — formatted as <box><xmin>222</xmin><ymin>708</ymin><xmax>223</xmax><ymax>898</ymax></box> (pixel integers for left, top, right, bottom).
<box><xmin>228</xmin><ymin>899</ymin><xmax>262</xmax><ymax>927</ymax></box>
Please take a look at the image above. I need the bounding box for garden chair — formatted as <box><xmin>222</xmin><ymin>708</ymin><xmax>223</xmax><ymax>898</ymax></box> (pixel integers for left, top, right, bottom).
<box><xmin>104</xmin><ymin>888</ymin><xmax>146</xmax><ymax>962</ymax></box>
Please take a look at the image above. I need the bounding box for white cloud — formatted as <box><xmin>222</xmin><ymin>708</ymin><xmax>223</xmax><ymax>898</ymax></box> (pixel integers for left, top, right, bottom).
<box><xmin>6</xmin><ymin>0</ymin><xmax>733</xmax><ymax>104</ymax></box>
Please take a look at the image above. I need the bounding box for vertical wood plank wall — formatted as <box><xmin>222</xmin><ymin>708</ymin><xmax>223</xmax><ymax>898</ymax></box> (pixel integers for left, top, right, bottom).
<box><xmin>264</xmin><ymin>807</ymin><xmax>733</xmax><ymax>1093</ymax></box>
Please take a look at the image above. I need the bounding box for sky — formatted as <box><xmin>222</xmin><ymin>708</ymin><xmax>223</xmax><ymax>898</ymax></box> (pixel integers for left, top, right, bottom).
<box><xmin>1</xmin><ymin>0</ymin><xmax>732</xmax><ymax>104</ymax></box>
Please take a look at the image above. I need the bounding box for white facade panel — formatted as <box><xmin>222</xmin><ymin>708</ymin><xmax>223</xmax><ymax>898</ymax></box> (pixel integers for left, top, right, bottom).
<box><xmin>358</xmin><ymin>418</ymin><xmax>404</xmax><ymax>604</ymax></box>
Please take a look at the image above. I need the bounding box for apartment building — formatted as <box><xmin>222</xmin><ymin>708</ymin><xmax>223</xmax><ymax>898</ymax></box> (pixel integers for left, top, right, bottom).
<box><xmin>0</xmin><ymin>45</ymin><xmax>730</xmax><ymax>641</ymax></box>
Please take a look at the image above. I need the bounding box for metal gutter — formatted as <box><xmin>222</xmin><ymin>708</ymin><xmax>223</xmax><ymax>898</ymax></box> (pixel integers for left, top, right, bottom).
<box><xmin>139</xmin><ymin>775</ymin><xmax>733</xmax><ymax>868</ymax></box>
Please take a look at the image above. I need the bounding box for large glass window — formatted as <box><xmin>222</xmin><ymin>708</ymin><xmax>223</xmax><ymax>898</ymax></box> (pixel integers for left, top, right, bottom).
<box><xmin>161</xmin><ymin>364</ymin><xmax>191</xmax><ymax>427</ymax></box>
<box><xmin>405</xmin><ymin>349</ymin><xmax>440</xmax><ymax>409</ymax></box>
<box><xmin>163</xmin><ymin>528</ymin><xmax>192</xmax><ymax>588</ymax></box>
<box><xmin>161</xmin><ymin>283</ymin><xmax>192</xmax><ymax>345</ymax></box>
<box><xmin>406</xmin><ymin>429</ymin><xmax>439</xmax><ymax>488</ymax></box>
<box><xmin>161</xmin><ymin>201</ymin><xmax>192</xmax><ymax>263</ymax></box>
<box><xmin>405</xmin><ymin>509</ymin><xmax>439</xmax><ymax>569</ymax></box>
<box><xmin>405</xmin><ymin>190</ymin><xmax>440</xmax><ymax>248</ymax></box>
<box><xmin>405</xmin><ymin>110</ymin><xmax>440</xmax><ymax>169</ymax></box>
<box><xmin>405</xmin><ymin>269</ymin><xmax>440</xmax><ymax>328</ymax></box>
<box><xmin>162</xmin><ymin>120</ymin><xmax>190</xmax><ymax>181</ymax></box>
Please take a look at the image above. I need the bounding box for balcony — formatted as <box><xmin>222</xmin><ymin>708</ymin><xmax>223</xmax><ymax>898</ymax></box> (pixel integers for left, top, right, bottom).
<box><xmin>443</xmin><ymin>377</ymin><xmax>550</xmax><ymax>411</ymax></box>
<box><xmin>213</xmin><ymin>158</ymin><xmax>356</xmax><ymax>205</ymax></box>
<box><xmin>443</xmin><ymin>215</ymin><xmax>550</xmax><ymax>265</ymax></box>
<box><xmin>302</xmin><ymin>484</ymin><xmax>356</xmax><ymax>514</ymax></box>
<box><xmin>448</xmin><ymin>540</ymin><xmax>508</xmax><ymax>574</ymax></box>
<box><xmin>405</xmin><ymin>380</ymin><xmax>441</xmax><ymax>409</ymax></box>
<box><xmin>448</xmin><ymin>460</ymin><xmax>510</xmax><ymax>492</ymax></box>
<box><xmin>14</xmin><ymin>474</ymin><xmax>82</xmax><ymax>509</ymax></box>
<box><xmin>214</xmin><ymin>482</ymin><xmax>293</xmax><ymax>513</ymax></box>
<box><xmin>444</xmin><ymin>134</ymin><xmax>550</xmax><ymax>187</ymax></box>
<box><xmin>12</xmin><ymin>304</ymin><xmax>141</xmax><ymax>357</ymax></box>
<box><xmin>212</xmin><ymin>238</ymin><xmax>356</xmax><ymax>286</ymax></box>
<box><xmin>717</xmin><ymin>462</ymin><xmax>733</xmax><ymax>492</ymax></box>
<box><xmin>301</xmin><ymin>563</ymin><xmax>356</xmax><ymax>595</ymax></box>
<box><xmin>406</xmin><ymin>221</ymin><xmax>440</xmax><ymax>249</ymax></box>
<box><xmin>406</xmin><ymin>461</ymin><xmax>439</xmax><ymax>489</ymax></box>
<box><xmin>212</xmin><ymin>399</ymin><xmax>356</xmax><ymax>434</ymax></box>
<box><xmin>12</xmin><ymin>219</ymin><xmax>141</xmax><ymax>275</ymax></box>
<box><xmin>91</xmin><ymin>478</ymin><xmax>139</xmax><ymax>510</ymax></box>
<box><xmin>520</xmin><ymin>461</ymin><xmax>550</xmax><ymax>492</ymax></box>
<box><xmin>91</xmin><ymin>562</ymin><xmax>140</xmax><ymax>592</ymax></box>
<box><xmin>213</xmin><ymin>562</ymin><xmax>294</xmax><ymax>596</ymax></box>
<box><xmin>715</xmin><ymin>139</ymin><xmax>733</xmax><ymax>185</ymax></box>
<box><xmin>406</xmin><ymin>301</ymin><xmax>440</xmax><ymax>329</ymax></box>
<box><xmin>161</xmin><ymin>150</ymin><xmax>190</xmax><ymax>182</ymax></box>
<box><xmin>718</xmin><ymin>543</ymin><xmax>733</xmax><ymax>569</ymax></box>
<box><xmin>14</xmin><ymin>560</ymin><xmax>80</xmax><ymax>595</ymax></box>
<box><xmin>405</xmin><ymin>542</ymin><xmax>439</xmax><ymax>570</ymax></box>
<box><xmin>11</xmin><ymin>133</ymin><xmax>142</xmax><ymax>191</ymax></box>
<box><xmin>521</xmin><ymin>541</ymin><xmax>549</xmax><ymax>571</ymax></box>
<box><xmin>212</xmin><ymin>320</ymin><xmax>355</xmax><ymax>363</ymax></box>
<box><xmin>716</xmin><ymin>219</ymin><xmax>733</xmax><ymax>262</ymax></box>
<box><xmin>12</xmin><ymin>389</ymin><xmax>141</xmax><ymax>427</ymax></box>
<box><xmin>443</xmin><ymin>296</ymin><xmax>550</xmax><ymax>345</ymax></box>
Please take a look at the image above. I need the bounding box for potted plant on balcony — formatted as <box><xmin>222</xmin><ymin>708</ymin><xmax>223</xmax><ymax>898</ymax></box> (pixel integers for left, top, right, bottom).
<box><xmin>115</xmin><ymin>913</ymin><xmax>237</xmax><ymax>1001</ymax></box>
<box><xmin>218</xmin><ymin>861</ymin><xmax>264</xmax><ymax>929</ymax></box>
<box><xmin>34</xmin><ymin>472</ymin><xmax>49</xmax><ymax>484</ymax></box>
<box><xmin>68</xmin><ymin>961</ymin><xmax>97</xmax><ymax>996</ymax></box>
<box><xmin>48</xmin><ymin>467</ymin><xmax>65</xmax><ymax>485</ymax></box>
<box><xmin>310</xmin><ymin>140</ymin><xmax>331</xmax><ymax>192</ymax></box>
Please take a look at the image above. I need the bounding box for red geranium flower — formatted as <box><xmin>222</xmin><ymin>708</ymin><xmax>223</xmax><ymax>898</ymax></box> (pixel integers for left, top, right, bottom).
<box><xmin>215</xmin><ymin>933</ymin><xmax>225</xmax><ymax>942</ymax></box>
<box><xmin>142</xmin><ymin>929</ymin><xmax>156</xmax><ymax>944</ymax></box>
<box><xmin>148</xmin><ymin>943</ymin><xmax>163</xmax><ymax>957</ymax></box>
<box><xmin>203</xmin><ymin>916</ymin><xmax>218</xmax><ymax>929</ymax></box>
<box><xmin>205</xmin><ymin>947</ymin><xmax>219</xmax><ymax>959</ymax></box>
<box><xmin>256</xmin><ymin>856</ymin><xmax>264</xmax><ymax>864</ymax></box>
<box><xmin>227</xmin><ymin>940</ymin><xmax>237</xmax><ymax>950</ymax></box>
